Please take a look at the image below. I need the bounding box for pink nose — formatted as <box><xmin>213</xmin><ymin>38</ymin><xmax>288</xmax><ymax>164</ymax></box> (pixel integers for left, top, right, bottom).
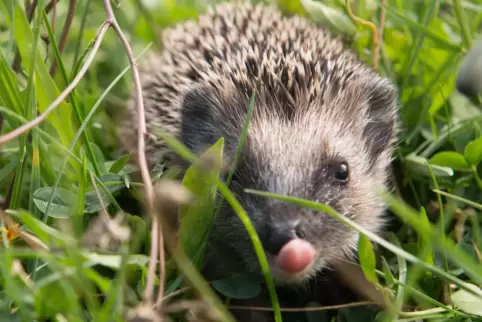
<box><xmin>275</xmin><ymin>238</ymin><xmax>315</xmax><ymax>273</ymax></box>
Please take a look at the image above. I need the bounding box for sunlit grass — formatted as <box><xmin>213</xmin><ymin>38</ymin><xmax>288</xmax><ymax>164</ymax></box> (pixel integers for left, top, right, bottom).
<box><xmin>0</xmin><ymin>0</ymin><xmax>481</xmax><ymax>321</ymax></box>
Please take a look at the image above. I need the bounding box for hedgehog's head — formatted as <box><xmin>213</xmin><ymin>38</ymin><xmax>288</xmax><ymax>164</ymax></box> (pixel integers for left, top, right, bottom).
<box><xmin>179</xmin><ymin>66</ymin><xmax>398</xmax><ymax>284</ymax></box>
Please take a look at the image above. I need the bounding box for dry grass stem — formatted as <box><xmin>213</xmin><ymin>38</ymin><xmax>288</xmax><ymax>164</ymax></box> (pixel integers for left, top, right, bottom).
<box><xmin>344</xmin><ymin>0</ymin><xmax>379</xmax><ymax>69</ymax></box>
<box><xmin>472</xmin><ymin>241</ymin><xmax>482</xmax><ymax>263</ymax></box>
<box><xmin>152</xmin><ymin>180</ymin><xmax>193</xmax><ymax>308</ymax></box>
<box><xmin>145</xmin><ymin>217</ymin><xmax>160</xmax><ymax>304</ymax></box>
<box><xmin>156</xmin><ymin>219</ymin><xmax>165</xmax><ymax>305</ymax></box>
<box><xmin>228</xmin><ymin>301</ymin><xmax>376</xmax><ymax>312</ymax></box>
<box><xmin>12</xmin><ymin>260</ymin><xmax>34</xmax><ymax>287</ymax></box>
<box><xmin>51</xmin><ymin>0</ymin><xmax>57</xmax><ymax>34</ymax></box>
<box><xmin>162</xmin><ymin>286</ymin><xmax>191</xmax><ymax>303</ymax></box>
<box><xmin>101</xmin><ymin>0</ymin><xmax>160</xmax><ymax>305</ymax></box>
<box><xmin>126</xmin><ymin>303</ymin><xmax>164</xmax><ymax>322</ymax></box>
<box><xmin>18</xmin><ymin>231</ymin><xmax>50</xmax><ymax>250</ymax></box>
<box><xmin>89</xmin><ymin>173</ymin><xmax>110</xmax><ymax>219</ymax></box>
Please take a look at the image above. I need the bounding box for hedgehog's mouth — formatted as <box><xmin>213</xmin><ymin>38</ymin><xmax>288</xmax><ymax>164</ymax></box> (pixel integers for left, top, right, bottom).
<box><xmin>264</xmin><ymin>238</ymin><xmax>318</xmax><ymax>284</ymax></box>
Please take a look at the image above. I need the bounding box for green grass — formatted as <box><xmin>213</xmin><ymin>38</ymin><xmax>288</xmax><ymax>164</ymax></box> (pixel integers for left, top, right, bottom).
<box><xmin>1</xmin><ymin>0</ymin><xmax>482</xmax><ymax>321</ymax></box>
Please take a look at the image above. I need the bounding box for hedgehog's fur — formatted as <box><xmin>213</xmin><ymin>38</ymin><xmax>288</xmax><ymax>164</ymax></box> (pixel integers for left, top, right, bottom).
<box><xmin>118</xmin><ymin>2</ymin><xmax>399</xmax><ymax>287</ymax></box>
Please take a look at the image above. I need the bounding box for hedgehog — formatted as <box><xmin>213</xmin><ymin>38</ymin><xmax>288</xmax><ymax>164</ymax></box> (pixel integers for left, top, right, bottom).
<box><xmin>117</xmin><ymin>2</ymin><xmax>399</xmax><ymax>287</ymax></box>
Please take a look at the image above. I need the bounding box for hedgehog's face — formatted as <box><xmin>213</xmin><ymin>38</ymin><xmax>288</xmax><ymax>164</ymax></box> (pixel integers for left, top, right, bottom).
<box><xmin>180</xmin><ymin>77</ymin><xmax>398</xmax><ymax>284</ymax></box>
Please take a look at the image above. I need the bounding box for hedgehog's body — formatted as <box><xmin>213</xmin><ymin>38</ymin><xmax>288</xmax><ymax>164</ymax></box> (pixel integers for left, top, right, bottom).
<box><xmin>119</xmin><ymin>2</ymin><xmax>398</xmax><ymax>289</ymax></box>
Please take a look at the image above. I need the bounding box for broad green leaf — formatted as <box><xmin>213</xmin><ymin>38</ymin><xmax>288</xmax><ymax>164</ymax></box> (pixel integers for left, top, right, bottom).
<box><xmin>84</xmin><ymin>174</ymin><xmax>126</xmax><ymax>213</ymax></box>
<box><xmin>451</xmin><ymin>283</ymin><xmax>482</xmax><ymax>316</ymax></box>
<box><xmin>464</xmin><ymin>136</ymin><xmax>482</xmax><ymax>165</ymax></box>
<box><xmin>33</xmin><ymin>187</ymin><xmax>77</xmax><ymax>218</ymax></box>
<box><xmin>178</xmin><ymin>138</ymin><xmax>225</xmax><ymax>265</ymax></box>
<box><xmin>211</xmin><ymin>276</ymin><xmax>262</xmax><ymax>300</ymax></box>
<box><xmin>300</xmin><ymin>0</ymin><xmax>356</xmax><ymax>37</ymax></box>
<box><xmin>404</xmin><ymin>154</ymin><xmax>454</xmax><ymax>177</ymax></box>
<box><xmin>83</xmin><ymin>253</ymin><xmax>150</xmax><ymax>270</ymax></box>
<box><xmin>430</xmin><ymin>151</ymin><xmax>471</xmax><ymax>171</ymax></box>
<box><xmin>108</xmin><ymin>154</ymin><xmax>131</xmax><ymax>174</ymax></box>
<box><xmin>357</xmin><ymin>234</ymin><xmax>378</xmax><ymax>284</ymax></box>
<box><xmin>88</xmin><ymin>143</ymin><xmax>107</xmax><ymax>175</ymax></box>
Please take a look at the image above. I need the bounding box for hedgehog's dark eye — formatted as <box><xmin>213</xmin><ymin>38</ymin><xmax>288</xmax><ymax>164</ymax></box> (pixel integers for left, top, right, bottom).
<box><xmin>331</xmin><ymin>162</ymin><xmax>349</xmax><ymax>183</ymax></box>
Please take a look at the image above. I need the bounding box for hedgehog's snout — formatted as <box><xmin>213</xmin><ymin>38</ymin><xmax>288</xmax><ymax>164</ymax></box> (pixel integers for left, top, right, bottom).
<box><xmin>259</xmin><ymin>221</ymin><xmax>315</xmax><ymax>274</ymax></box>
<box><xmin>261</xmin><ymin>222</ymin><xmax>299</xmax><ymax>255</ymax></box>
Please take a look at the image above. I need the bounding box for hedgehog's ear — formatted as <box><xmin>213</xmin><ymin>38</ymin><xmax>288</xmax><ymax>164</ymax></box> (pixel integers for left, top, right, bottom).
<box><xmin>180</xmin><ymin>86</ymin><xmax>221</xmax><ymax>154</ymax></box>
<box><xmin>362</xmin><ymin>77</ymin><xmax>398</xmax><ymax>166</ymax></box>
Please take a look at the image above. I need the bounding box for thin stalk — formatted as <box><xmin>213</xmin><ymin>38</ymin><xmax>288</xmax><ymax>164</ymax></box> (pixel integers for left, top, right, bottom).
<box><xmin>452</xmin><ymin>0</ymin><xmax>473</xmax><ymax>49</ymax></box>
